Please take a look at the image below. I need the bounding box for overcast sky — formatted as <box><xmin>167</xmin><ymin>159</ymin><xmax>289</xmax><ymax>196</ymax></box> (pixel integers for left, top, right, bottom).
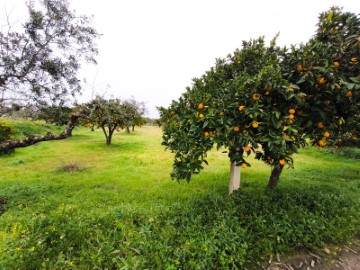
<box><xmin>1</xmin><ymin>1</ymin><xmax>359</xmax><ymax>118</ymax></box>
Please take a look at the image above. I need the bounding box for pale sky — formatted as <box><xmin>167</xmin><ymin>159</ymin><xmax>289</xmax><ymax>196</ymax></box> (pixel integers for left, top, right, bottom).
<box><xmin>1</xmin><ymin>1</ymin><xmax>359</xmax><ymax>118</ymax></box>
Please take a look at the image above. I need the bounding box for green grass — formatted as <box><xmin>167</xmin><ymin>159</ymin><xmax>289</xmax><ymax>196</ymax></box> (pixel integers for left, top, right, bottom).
<box><xmin>1</xmin><ymin>117</ymin><xmax>64</xmax><ymax>140</ymax></box>
<box><xmin>0</xmin><ymin>125</ymin><xmax>359</xmax><ymax>269</ymax></box>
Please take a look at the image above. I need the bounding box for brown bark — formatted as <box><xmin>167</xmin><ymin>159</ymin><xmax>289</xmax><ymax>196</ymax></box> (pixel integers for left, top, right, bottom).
<box><xmin>0</xmin><ymin>114</ymin><xmax>79</xmax><ymax>154</ymax></box>
<box><xmin>266</xmin><ymin>165</ymin><xmax>284</xmax><ymax>190</ymax></box>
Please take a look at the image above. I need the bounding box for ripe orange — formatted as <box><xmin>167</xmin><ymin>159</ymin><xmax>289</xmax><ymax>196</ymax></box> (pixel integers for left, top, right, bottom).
<box><xmin>289</xmin><ymin>87</ymin><xmax>294</xmax><ymax>92</ymax></box>
<box><xmin>233</xmin><ymin>126</ymin><xmax>240</xmax><ymax>132</ymax></box>
<box><xmin>253</xmin><ymin>94</ymin><xmax>260</xmax><ymax>101</ymax></box>
<box><xmin>317</xmin><ymin>122</ymin><xmax>324</xmax><ymax>129</ymax></box>
<box><xmin>219</xmin><ymin>111</ymin><xmax>225</xmax><ymax>116</ymax></box>
<box><xmin>289</xmin><ymin>114</ymin><xmax>295</xmax><ymax>120</ymax></box>
<box><xmin>319</xmin><ymin>140</ymin><xmax>327</xmax><ymax>147</ymax></box>
<box><xmin>318</xmin><ymin>77</ymin><xmax>327</xmax><ymax>85</ymax></box>
<box><xmin>351</xmin><ymin>57</ymin><xmax>357</xmax><ymax>63</ymax></box>
<box><xmin>209</xmin><ymin>131</ymin><xmax>214</xmax><ymax>137</ymax></box>
<box><xmin>239</xmin><ymin>105</ymin><xmax>245</xmax><ymax>111</ymax></box>
<box><xmin>204</xmin><ymin>131</ymin><xmax>209</xmax><ymax>137</ymax></box>
<box><xmin>198</xmin><ymin>103</ymin><xmax>204</xmax><ymax>109</ymax></box>
<box><xmin>244</xmin><ymin>146</ymin><xmax>251</xmax><ymax>152</ymax></box>
<box><xmin>279</xmin><ymin>159</ymin><xmax>286</xmax><ymax>166</ymax></box>
<box><xmin>297</xmin><ymin>64</ymin><xmax>304</xmax><ymax>72</ymax></box>
<box><xmin>252</xmin><ymin>122</ymin><xmax>259</xmax><ymax>128</ymax></box>
<box><xmin>333</xmin><ymin>61</ymin><xmax>340</xmax><ymax>68</ymax></box>
<box><xmin>346</xmin><ymin>91</ymin><xmax>353</xmax><ymax>97</ymax></box>
<box><xmin>323</xmin><ymin>131</ymin><xmax>330</xmax><ymax>138</ymax></box>
<box><xmin>289</xmin><ymin>109</ymin><xmax>295</xmax><ymax>114</ymax></box>
<box><xmin>241</xmin><ymin>163</ymin><xmax>247</xmax><ymax>169</ymax></box>
<box><xmin>199</xmin><ymin>113</ymin><xmax>204</xmax><ymax>119</ymax></box>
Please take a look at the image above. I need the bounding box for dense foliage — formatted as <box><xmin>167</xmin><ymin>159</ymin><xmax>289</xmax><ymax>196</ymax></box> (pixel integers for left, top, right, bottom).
<box><xmin>80</xmin><ymin>96</ymin><xmax>146</xmax><ymax>145</ymax></box>
<box><xmin>159</xmin><ymin>7</ymin><xmax>359</xmax><ymax>188</ymax></box>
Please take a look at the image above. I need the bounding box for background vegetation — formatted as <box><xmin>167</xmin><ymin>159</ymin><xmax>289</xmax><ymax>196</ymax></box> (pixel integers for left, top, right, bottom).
<box><xmin>0</xmin><ymin>122</ymin><xmax>359</xmax><ymax>269</ymax></box>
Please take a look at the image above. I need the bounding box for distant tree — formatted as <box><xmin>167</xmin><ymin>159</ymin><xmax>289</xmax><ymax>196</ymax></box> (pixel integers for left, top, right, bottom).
<box><xmin>82</xmin><ymin>97</ymin><xmax>125</xmax><ymax>145</ymax></box>
<box><xmin>0</xmin><ymin>0</ymin><xmax>100</xmax><ymax>115</ymax></box>
<box><xmin>122</xmin><ymin>98</ymin><xmax>146</xmax><ymax>132</ymax></box>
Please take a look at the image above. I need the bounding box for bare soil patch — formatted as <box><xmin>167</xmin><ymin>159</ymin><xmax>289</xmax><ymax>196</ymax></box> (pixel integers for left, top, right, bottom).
<box><xmin>264</xmin><ymin>240</ymin><xmax>360</xmax><ymax>270</ymax></box>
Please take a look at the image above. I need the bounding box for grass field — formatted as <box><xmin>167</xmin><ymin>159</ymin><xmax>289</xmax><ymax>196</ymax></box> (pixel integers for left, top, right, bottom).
<box><xmin>0</xmin><ymin>125</ymin><xmax>359</xmax><ymax>269</ymax></box>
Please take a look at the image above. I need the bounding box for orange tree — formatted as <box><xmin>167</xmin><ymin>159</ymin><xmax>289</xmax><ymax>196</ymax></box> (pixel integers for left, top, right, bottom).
<box><xmin>159</xmin><ymin>7</ymin><xmax>359</xmax><ymax>192</ymax></box>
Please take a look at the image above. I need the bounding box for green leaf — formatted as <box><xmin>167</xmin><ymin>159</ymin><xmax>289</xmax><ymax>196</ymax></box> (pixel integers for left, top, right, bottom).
<box><xmin>327</xmin><ymin>11</ymin><xmax>333</xmax><ymax>21</ymax></box>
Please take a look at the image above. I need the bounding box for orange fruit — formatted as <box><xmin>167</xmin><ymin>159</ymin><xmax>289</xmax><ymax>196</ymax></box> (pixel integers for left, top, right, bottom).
<box><xmin>170</xmin><ymin>111</ymin><xmax>175</xmax><ymax>115</ymax></box>
<box><xmin>284</xmin><ymin>135</ymin><xmax>290</xmax><ymax>140</ymax></box>
<box><xmin>289</xmin><ymin>87</ymin><xmax>294</xmax><ymax>92</ymax></box>
<box><xmin>237</xmin><ymin>60</ymin><xmax>241</xmax><ymax>64</ymax></box>
<box><xmin>244</xmin><ymin>146</ymin><xmax>251</xmax><ymax>152</ymax></box>
<box><xmin>253</xmin><ymin>94</ymin><xmax>260</xmax><ymax>101</ymax></box>
<box><xmin>279</xmin><ymin>159</ymin><xmax>286</xmax><ymax>166</ymax></box>
<box><xmin>351</xmin><ymin>57</ymin><xmax>357</xmax><ymax>63</ymax></box>
<box><xmin>289</xmin><ymin>114</ymin><xmax>295</xmax><ymax>120</ymax></box>
<box><xmin>199</xmin><ymin>113</ymin><xmax>204</xmax><ymax>119</ymax></box>
<box><xmin>204</xmin><ymin>132</ymin><xmax>209</xmax><ymax>137</ymax></box>
<box><xmin>252</xmin><ymin>122</ymin><xmax>259</xmax><ymax>128</ymax></box>
<box><xmin>198</xmin><ymin>103</ymin><xmax>204</xmax><ymax>109</ymax></box>
<box><xmin>318</xmin><ymin>140</ymin><xmax>327</xmax><ymax>147</ymax></box>
<box><xmin>241</xmin><ymin>163</ymin><xmax>247</xmax><ymax>169</ymax></box>
<box><xmin>209</xmin><ymin>131</ymin><xmax>214</xmax><ymax>137</ymax></box>
<box><xmin>323</xmin><ymin>131</ymin><xmax>330</xmax><ymax>138</ymax></box>
<box><xmin>239</xmin><ymin>105</ymin><xmax>245</xmax><ymax>111</ymax></box>
<box><xmin>289</xmin><ymin>109</ymin><xmax>295</xmax><ymax>114</ymax></box>
<box><xmin>317</xmin><ymin>122</ymin><xmax>324</xmax><ymax>129</ymax></box>
<box><xmin>233</xmin><ymin>126</ymin><xmax>240</xmax><ymax>132</ymax></box>
<box><xmin>297</xmin><ymin>64</ymin><xmax>304</xmax><ymax>72</ymax></box>
<box><xmin>219</xmin><ymin>111</ymin><xmax>224</xmax><ymax>116</ymax></box>
<box><xmin>333</xmin><ymin>61</ymin><xmax>340</xmax><ymax>68</ymax></box>
<box><xmin>346</xmin><ymin>91</ymin><xmax>353</xmax><ymax>97</ymax></box>
<box><xmin>318</xmin><ymin>77</ymin><xmax>327</xmax><ymax>85</ymax></box>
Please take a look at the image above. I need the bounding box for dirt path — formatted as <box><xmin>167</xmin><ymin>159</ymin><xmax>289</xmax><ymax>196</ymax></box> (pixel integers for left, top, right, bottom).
<box><xmin>263</xmin><ymin>240</ymin><xmax>360</xmax><ymax>270</ymax></box>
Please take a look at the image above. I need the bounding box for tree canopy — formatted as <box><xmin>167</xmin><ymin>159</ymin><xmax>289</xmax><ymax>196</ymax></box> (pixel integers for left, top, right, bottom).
<box><xmin>159</xmin><ymin>7</ymin><xmax>359</xmax><ymax>190</ymax></box>
<box><xmin>0</xmin><ymin>0</ymin><xmax>100</xmax><ymax>115</ymax></box>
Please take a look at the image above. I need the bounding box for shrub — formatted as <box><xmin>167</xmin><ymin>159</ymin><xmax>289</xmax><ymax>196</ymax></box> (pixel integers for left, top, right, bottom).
<box><xmin>0</xmin><ymin>119</ymin><xmax>16</xmax><ymax>143</ymax></box>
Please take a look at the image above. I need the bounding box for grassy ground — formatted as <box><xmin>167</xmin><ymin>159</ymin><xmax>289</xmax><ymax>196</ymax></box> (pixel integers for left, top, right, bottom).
<box><xmin>0</xmin><ymin>125</ymin><xmax>359</xmax><ymax>269</ymax></box>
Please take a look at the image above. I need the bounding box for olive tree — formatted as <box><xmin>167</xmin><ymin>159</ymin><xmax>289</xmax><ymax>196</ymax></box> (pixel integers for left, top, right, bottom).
<box><xmin>0</xmin><ymin>0</ymin><xmax>99</xmax><ymax>115</ymax></box>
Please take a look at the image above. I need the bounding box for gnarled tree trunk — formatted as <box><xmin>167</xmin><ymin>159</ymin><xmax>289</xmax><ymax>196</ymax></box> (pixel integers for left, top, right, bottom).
<box><xmin>0</xmin><ymin>114</ymin><xmax>79</xmax><ymax>154</ymax></box>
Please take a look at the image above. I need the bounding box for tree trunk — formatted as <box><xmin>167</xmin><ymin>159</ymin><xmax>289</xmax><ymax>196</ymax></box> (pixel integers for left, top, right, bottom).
<box><xmin>132</xmin><ymin>125</ymin><xmax>135</xmax><ymax>131</ymax></box>
<box><xmin>229</xmin><ymin>162</ymin><xmax>241</xmax><ymax>195</ymax></box>
<box><xmin>63</xmin><ymin>114</ymin><xmax>79</xmax><ymax>137</ymax></box>
<box><xmin>266</xmin><ymin>165</ymin><xmax>284</xmax><ymax>190</ymax></box>
<box><xmin>126</xmin><ymin>126</ymin><xmax>130</xmax><ymax>133</ymax></box>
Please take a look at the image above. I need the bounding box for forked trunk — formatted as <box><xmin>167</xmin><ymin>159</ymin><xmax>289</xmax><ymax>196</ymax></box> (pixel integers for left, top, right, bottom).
<box><xmin>266</xmin><ymin>165</ymin><xmax>283</xmax><ymax>190</ymax></box>
<box><xmin>229</xmin><ymin>162</ymin><xmax>241</xmax><ymax>195</ymax></box>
